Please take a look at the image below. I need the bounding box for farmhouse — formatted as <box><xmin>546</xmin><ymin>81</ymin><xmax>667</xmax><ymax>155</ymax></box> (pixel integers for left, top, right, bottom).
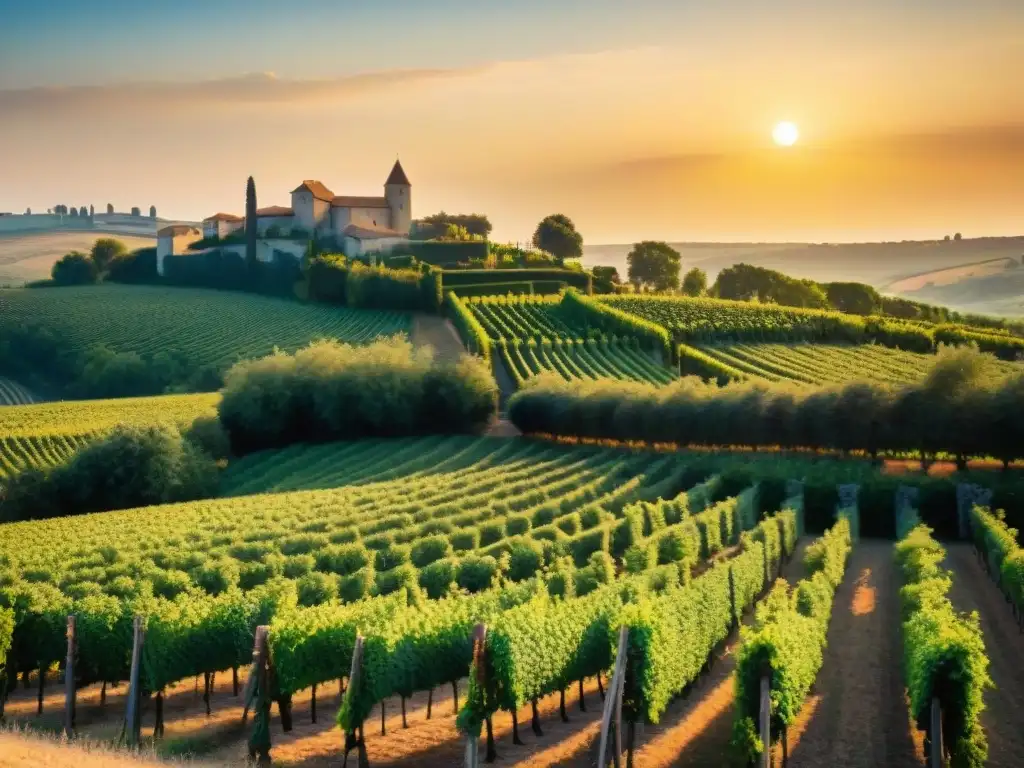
<box><xmin>156</xmin><ymin>224</ymin><xmax>202</xmax><ymax>271</ymax></box>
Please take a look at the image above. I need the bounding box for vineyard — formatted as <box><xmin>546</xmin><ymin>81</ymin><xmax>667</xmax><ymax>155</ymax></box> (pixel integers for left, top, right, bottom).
<box><xmin>0</xmin><ymin>393</ymin><xmax>218</xmax><ymax>480</ymax></box>
<box><xmin>464</xmin><ymin>294</ymin><xmax>676</xmax><ymax>386</ymax></box>
<box><xmin>0</xmin><ymin>433</ymin><xmax>1022</xmax><ymax>766</ymax></box>
<box><xmin>0</xmin><ymin>377</ymin><xmax>37</xmax><ymax>406</ymax></box>
<box><xmin>0</xmin><ymin>285</ymin><xmax>410</xmax><ymax>373</ymax></box>
<box><xmin>692</xmin><ymin>342</ymin><xmax>1023</xmax><ymax>385</ymax></box>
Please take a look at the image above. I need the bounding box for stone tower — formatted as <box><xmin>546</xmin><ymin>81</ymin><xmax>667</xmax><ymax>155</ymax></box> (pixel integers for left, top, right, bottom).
<box><xmin>384</xmin><ymin>159</ymin><xmax>411</xmax><ymax>234</ymax></box>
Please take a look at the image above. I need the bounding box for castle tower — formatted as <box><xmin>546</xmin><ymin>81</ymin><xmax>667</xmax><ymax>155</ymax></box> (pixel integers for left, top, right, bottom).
<box><xmin>384</xmin><ymin>159</ymin><xmax>411</xmax><ymax>234</ymax></box>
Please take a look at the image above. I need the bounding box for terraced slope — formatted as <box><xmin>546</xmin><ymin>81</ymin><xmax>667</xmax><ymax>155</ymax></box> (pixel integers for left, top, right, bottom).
<box><xmin>0</xmin><ymin>392</ymin><xmax>218</xmax><ymax>480</ymax></box>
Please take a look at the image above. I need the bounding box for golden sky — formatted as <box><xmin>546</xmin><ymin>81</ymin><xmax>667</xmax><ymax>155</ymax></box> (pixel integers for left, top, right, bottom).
<box><xmin>1</xmin><ymin>5</ymin><xmax>1022</xmax><ymax>243</ymax></box>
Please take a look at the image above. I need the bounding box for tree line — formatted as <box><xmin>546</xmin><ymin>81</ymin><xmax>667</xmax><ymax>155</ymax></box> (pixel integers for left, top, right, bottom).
<box><xmin>508</xmin><ymin>346</ymin><xmax>1024</xmax><ymax>468</ymax></box>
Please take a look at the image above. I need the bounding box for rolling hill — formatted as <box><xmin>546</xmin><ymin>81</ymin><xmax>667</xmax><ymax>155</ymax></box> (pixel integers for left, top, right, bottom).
<box><xmin>0</xmin><ymin>231</ymin><xmax>157</xmax><ymax>286</ymax></box>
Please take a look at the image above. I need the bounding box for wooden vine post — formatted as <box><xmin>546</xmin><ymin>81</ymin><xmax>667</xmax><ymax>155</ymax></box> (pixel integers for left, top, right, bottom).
<box><xmin>929</xmin><ymin>697</ymin><xmax>944</xmax><ymax>768</ymax></box>
<box><xmin>341</xmin><ymin>635</ymin><xmax>368</xmax><ymax>768</ymax></box>
<box><xmin>64</xmin><ymin>615</ymin><xmax>76</xmax><ymax>739</ymax></box>
<box><xmin>246</xmin><ymin>626</ymin><xmax>272</xmax><ymax>766</ymax></box>
<box><xmin>758</xmin><ymin>669</ymin><xmax>771</xmax><ymax>768</ymax></box>
<box><xmin>596</xmin><ymin>625</ymin><xmax>629</xmax><ymax>768</ymax></box>
<box><xmin>463</xmin><ymin>623</ymin><xmax>490</xmax><ymax>768</ymax></box>
<box><xmin>123</xmin><ymin>616</ymin><xmax>145</xmax><ymax>747</ymax></box>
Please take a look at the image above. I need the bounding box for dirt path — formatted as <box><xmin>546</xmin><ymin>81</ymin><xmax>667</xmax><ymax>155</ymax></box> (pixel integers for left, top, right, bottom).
<box><xmin>410</xmin><ymin>315</ymin><xmax>466</xmax><ymax>364</ymax></box>
<box><xmin>786</xmin><ymin>540</ymin><xmax>924</xmax><ymax>768</ymax></box>
<box><xmin>944</xmin><ymin>543</ymin><xmax>1024</xmax><ymax>768</ymax></box>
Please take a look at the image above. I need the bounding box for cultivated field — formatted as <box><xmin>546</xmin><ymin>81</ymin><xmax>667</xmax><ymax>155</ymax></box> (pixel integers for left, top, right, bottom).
<box><xmin>0</xmin><ymin>393</ymin><xmax>218</xmax><ymax>480</ymax></box>
<box><xmin>693</xmin><ymin>342</ymin><xmax>1022</xmax><ymax>385</ymax></box>
<box><xmin>0</xmin><ymin>231</ymin><xmax>156</xmax><ymax>286</ymax></box>
<box><xmin>0</xmin><ymin>285</ymin><xmax>411</xmax><ymax>373</ymax></box>
<box><xmin>0</xmin><ymin>376</ymin><xmax>37</xmax><ymax>406</ymax></box>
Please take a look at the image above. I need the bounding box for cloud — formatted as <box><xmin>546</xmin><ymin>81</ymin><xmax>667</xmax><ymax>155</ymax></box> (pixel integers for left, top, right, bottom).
<box><xmin>0</xmin><ymin>66</ymin><xmax>485</xmax><ymax>116</ymax></box>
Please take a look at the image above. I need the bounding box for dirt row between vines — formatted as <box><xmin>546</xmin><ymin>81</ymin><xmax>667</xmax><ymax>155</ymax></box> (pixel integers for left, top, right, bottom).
<box><xmin>944</xmin><ymin>543</ymin><xmax>1024</xmax><ymax>768</ymax></box>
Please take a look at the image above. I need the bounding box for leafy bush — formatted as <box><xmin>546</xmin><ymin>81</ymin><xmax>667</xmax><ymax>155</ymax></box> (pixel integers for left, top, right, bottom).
<box><xmin>217</xmin><ymin>337</ymin><xmax>498</xmax><ymax>453</ymax></box>
<box><xmin>456</xmin><ymin>555</ymin><xmax>499</xmax><ymax>593</ymax></box>
<box><xmin>446</xmin><ymin>291</ymin><xmax>491</xmax><ymax>362</ymax></box>
<box><xmin>297</xmin><ymin>572</ymin><xmax>338</xmax><ymax>606</ymax></box>
<box><xmin>0</xmin><ymin>424</ymin><xmax>219</xmax><ymax>522</ymax></box>
<box><xmin>51</xmin><ymin>251</ymin><xmax>99</xmax><ymax>285</ymax></box>
<box><xmin>410</xmin><ymin>535</ymin><xmax>453</xmax><ymax>568</ymax></box>
<box><xmin>418</xmin><ymin>559</ymin><xmax>457</xmax><ymax>599</ymax></box>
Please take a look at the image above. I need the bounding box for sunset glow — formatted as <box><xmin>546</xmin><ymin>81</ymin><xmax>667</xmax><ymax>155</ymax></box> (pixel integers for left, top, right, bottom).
<box><xmin>773</xmin><ymin>122</ymin><xmax>800</xmax><ymax>147</ymax></box>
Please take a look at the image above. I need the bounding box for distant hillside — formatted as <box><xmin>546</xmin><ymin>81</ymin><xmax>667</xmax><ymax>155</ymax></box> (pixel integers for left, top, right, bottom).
<box><xmin>583</xmin><ymin>236</ymin><xmax>1024</xmax><ymax>292</ymax></box>
<box><xmin>0</xmin><ymin>231</ymin><xmax>156</xmax><ymax>286</ymax></box>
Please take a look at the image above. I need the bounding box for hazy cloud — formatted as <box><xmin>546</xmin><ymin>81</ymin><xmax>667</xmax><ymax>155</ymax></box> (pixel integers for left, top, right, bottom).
<box><xmin>0</xmin><ymin>67</ymin><xmax>485</xmax><ymax>116</ymax></box>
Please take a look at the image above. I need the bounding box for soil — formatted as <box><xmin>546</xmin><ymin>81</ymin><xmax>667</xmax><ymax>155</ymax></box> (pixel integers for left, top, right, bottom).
<box><xmin>784</xmin><ymin>540</ymin><xmax>925</xmax><ymax>768</ymax></box>
<box><xmin>410</xmin><ymin>315</ymin><xmax>466</xmax><ymax>365</ymax></box>
<box><xmin>943</xmin><ymin>543</ymin><xmax>1024</xmax><ymax>768</ymax></box>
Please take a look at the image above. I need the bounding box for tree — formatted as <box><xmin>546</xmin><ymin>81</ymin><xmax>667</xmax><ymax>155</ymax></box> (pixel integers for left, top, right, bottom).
<box><xmin>681</xmin><ymin>267</ymin><xmax>708</xmax><ymax>297</ymax></box>
<box><xmin>79</xmin><ymin>206</ymin><xmax>88</xmax><ymax>217</ymax></box>
<box><xmin>245</xmin><ymin>176</ymin><xmax>258</xmax><ymax>272</ymax></box>
<box><xmin>25</xmin><ymin>208</ymin><xmax>31</xmax><ymax>215</ymax></box>
<box><xmin>626</xmin><ymin>241</ymin><xmax>681</xmax><ymax>292</ymax></box>
<box><xmin>106</xmin><ymin>203</ymin><xmax>114</xmax><ymax>214</ymax></box>
<box><xmin>825</xmin><ymin>281</ymin><xmax>881</xmax><ymax>315</ymax></box>
<box><xmin>532</xmin><ymin>214</ymin><xmax>583</xmax><ymax>263</ymax></box>
<box><xmin>89</xmin><ymin>204</ymin><xmax>94</xmax><ymax>218</ymax></box>
<box><xmin>51</xmin><ymin>251</ymin><xmax>98</xmax><ymax>285</ymax></box>
<box><xmin>591</xmin><ymin>266</ymin><xmax>621</xmax><ymax>294</ymax></box>
<box><xmin>130</xmin><ymin>206</ymin><xmax>141</xmax><ymax>217</ymax></box>
<box><xmin>954</xmin><ymin>232</ymin><xmax>963</xmax><ymax>241</ymax></box>
<box><xmin>150</xmin><ymin>205</ymin><xmax>157</xmax><ymax>219</ymax></box>
<box><xmin>91</xmin><ymin>237</ymin><xmax>128</xmax><ymax>273</ymax></box>
<box><xmin>714</xmin><ymin>263</ymin><xmax>829</xmax><ymax>308</ymax></box>
<box><xmin>944</xmin><ymin>234</ymin><xmax>951</xmax><ymax>242</ymax></box>
<box><xmin>69</xmin><ymin>207</ymin><xmax>79</xmax><ymax>217</ymax></box>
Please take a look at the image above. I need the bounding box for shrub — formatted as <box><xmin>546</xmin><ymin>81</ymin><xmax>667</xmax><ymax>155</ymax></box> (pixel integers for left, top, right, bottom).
<box><xmin>419</xmin><ymin>559</ymin><xmax>457</xmax><ymax>599</ymax></box>
<box><xmin>374</xmin><ymin>563</ymin><xmax>419</xmax><ymax>596</ymax></box>
<box><xmin>410</xmin><ymin>535</ymin><xmax>453</xmax><ymax>568</ymax></box>
<box><xmin>297</xmin><ymin>572</ymin><xmax>338</xmax><ymax>606</ymax></box>
<box><xmin>191</xmin><ymin>560</ymin><xmax>240</xmax><ymax>596</ymax></box>
<box><xmin>373</xmin><ymin>543</ymin><xmax>411</xmax><ymax>571</ymax></box>
<box><xmin>449</xmin><ymin>529</ymin><xmax>480</xmax><ymax>552</ymax></box>
<box><xmin>339</xmin><ymin>567</ymin><xmax>375</xmax><ymax>603</ymax></box>
<box><xmin>217</xmin><ymin>337</ymin><xmax>498</xmax><ymax>454</ymax></box>
<box><xmin>456</xmin><ymin>555</ymin><xmax>499</xmax><ymax>593</ymax></box>
<box><xmin>0</xmin><ymin>424</ymin><xmax>219</xmax><ymax>522</ymax></box>
<box><xmin>446</xmin><ymin>291</ymin><xmax>491</xmax><ymax>362</ymax></box>
<box><xmin>51</xmin><ymin>251</ymin><xmax>99</xmax><ymax>285</ymax></box>
<box><xmin>316</xmin><ymin>544</ymin><xmax>372</xmax><ymax>576</ymax></box>
<box><xmin>505</xmin><ymin>539</ymin><xmax>544</xmax><ymax>582</ymax></box>
<box><xmin>282</xmin><ymin>554</ymin><xmax>316</xmax><ymax>578</ymax></box>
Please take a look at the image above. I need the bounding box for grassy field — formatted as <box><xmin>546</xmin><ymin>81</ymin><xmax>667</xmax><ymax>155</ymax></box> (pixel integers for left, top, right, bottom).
<box><xmin>0</xmin><ymin>231</ymin><xmax>156</xmax><ymax>286</ymax></box>
<box><xmin>693</xmin><ymin>342</ymin><xmax>1023</xmax><ymax>385</ymax></box>
<box><xmin>0</xmin><ymin>284</ymin><xmax>411</xmax><ymax>372</ymax></box>
<box><xmin>0</xmin><ymin>393</ymin><xmax>218</xmax><ymax>480</ymax></box>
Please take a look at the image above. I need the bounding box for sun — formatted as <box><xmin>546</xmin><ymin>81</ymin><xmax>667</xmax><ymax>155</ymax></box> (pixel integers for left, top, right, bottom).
<box><xmin>772</xmin><ymin>121</ymin><xmax>799</xmax><ymax>147</ymax></box>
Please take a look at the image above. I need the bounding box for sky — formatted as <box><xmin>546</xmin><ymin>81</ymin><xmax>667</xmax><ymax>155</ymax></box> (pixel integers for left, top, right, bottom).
<box><xmin>1</xmin><ymin>0</ymin><xmax>1022</xmax><ymax>243</ymax></box>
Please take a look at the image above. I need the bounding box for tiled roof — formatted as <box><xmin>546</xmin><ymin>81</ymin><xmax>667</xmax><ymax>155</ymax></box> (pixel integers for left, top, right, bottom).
<box><xmin>332</xmin><ymin>196</ymin><xmax>390</xmax><ymax>209</ymax></box>
<box><xmin>342</xmin><ymin>224</ymin><xmax>404</xmax><ymax>239</ymax></box>
<box><xmin>255</xmin><ymin>206</ymin><xmax>294</xmax><ymax>217</ymax></box>
<box><xmin>291</xmin><ymin>180</ymin><xmax>335</xmax><ymax>201</ymax></box>
<box><xmin>385</xmin><ymin>159</ymin><xmax>410</xmax><ymax>186</ymax></box>
<box><xmin>157</xmin><ymin>225</ymin><xmax>200</xmax><ymax>237</ymax></box>
<box><xmin>203</xmin><ymin>212</ymin><xmax>243</xmax><ymax>223</ymax></box>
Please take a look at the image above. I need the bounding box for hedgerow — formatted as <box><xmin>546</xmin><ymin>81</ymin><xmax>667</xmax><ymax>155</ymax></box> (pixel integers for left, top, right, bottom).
<box><xmin>446</xmin><ymin>291</ymin><xmax>491</xmax><ymax>362</ymax></box>
<box><xmin>969</xmin><ymin>506</ymin><xmax>1024</xmax><ymax>625</ymax></box>
<box><xmin>560</xmin><ymin>289</ymin><xmax>674</xmax><ymax>363</ymax></box>
<box><xmin>895</xmin><ymin>524</ymin><xmax>991</xmax><ymax>767</ymax></box>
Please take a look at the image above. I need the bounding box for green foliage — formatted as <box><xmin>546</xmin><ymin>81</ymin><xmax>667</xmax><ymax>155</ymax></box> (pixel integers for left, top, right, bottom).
<box><xmin>733</xmin><ymin>519</ymin><xmax>851</xmax><ymax>762</ymax></box>
<box><xmin>405</xmin><ymin>240</ymin><xmax>490</xmax><ymax>267</ymax></box>
<box><xmin>969</xmin><ymin>506</ymin><xmax>1024</xmax><ymax>623</ymax></box>
<box><xmin>0</xmin><ymin>423</ymin><xmax>219</xmax><ymax>522</ymax></box>
<box><xmin>532</xmin><ymin>213</ymin><xmax>583</xmax><ymax>262</ymax></box>
<box><xmin>217</xmin><ymin>337</ymin><xmax>498</xmax><ymax>454</ymax></box>
<box><xmin>715</xmin><ymin>264</ymin><xmax>829</xmax><ymax>309</ymax></box>
<box><xmin>896</xmin><ymin>524</ymin><xmax>991</xmax><ymax>767</ymax></box>
<box><xmin>446</xmin><ymin>291</ymin><xmax>491</xmax><ymax>362</ymax></box>
<box><xmin>626</xmin><ymin>241</ymin><xmax>682</xmax><ymax>292</ymax></box>
<box><xmin>51</xmin><ymin>251</ymin><xmax>98</xmax><ymax>285</ymax></box>
<box><xmin>681</xmin><ymin>267</ymin><xmax>707</xmax><ymax>297</ymax></box>
<box><xmin>412</xmin><ymin>212</ymin><xmax>492</xmax><ymax>240</ymax></box>
<box><xmin>559</xmin><ymin>289</ymin><xmax>673</xmax><ymax>361</ymax></box>
<box><xmin>442</xmin><ymin>268</ymin><xmax>592</xmax><ymax>293</ymax></box>
<box><xmin>90</xmin><ymin>238</ymin><xmax>128</xmax><ymax>273</ymax></box>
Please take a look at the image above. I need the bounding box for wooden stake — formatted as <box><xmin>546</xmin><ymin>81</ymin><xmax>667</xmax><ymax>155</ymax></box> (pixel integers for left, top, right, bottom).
<box><xmin>930</xmin><ymin>697</ymin><xmax>943</xmax><ymax>768</ymax></box>
<box><xmin>124</xmin><ymin>616</ymin><xmax>144</xmax><ymax>747</ymax></box>
<box><xmin>759</xmin><ymin>672</ymin><xmax>771</xmax><ymax>768</ymax></box>
<box><xmin>246</xmin><ymin>626</ymin><xmax>272</xmax><ymax>766</ymax></box>
<box><xmin>36</xmin><ymin>664</ymin><xmax>44</xmax><ymax>715</ymax></box>
<box><xmin>64</xmin><ymin>615</ymin><xmax>76</xmax><ymax>739</ymax></box>
<box><xmin>597</xmin><ymin>626</ymin><xmax>628</xmax><ymax>768</ymax></box>
<box><xmin>380</xmin><ymin>699</ymin><xmax>386</xmax><ymax>736</ymax></box>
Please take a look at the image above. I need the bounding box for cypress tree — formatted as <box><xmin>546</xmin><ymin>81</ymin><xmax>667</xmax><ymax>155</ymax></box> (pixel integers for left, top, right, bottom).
<box><xmin>245</xmin><ymin>176</ymin><xmax>258</xmax><ymax>273</ymax></box>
